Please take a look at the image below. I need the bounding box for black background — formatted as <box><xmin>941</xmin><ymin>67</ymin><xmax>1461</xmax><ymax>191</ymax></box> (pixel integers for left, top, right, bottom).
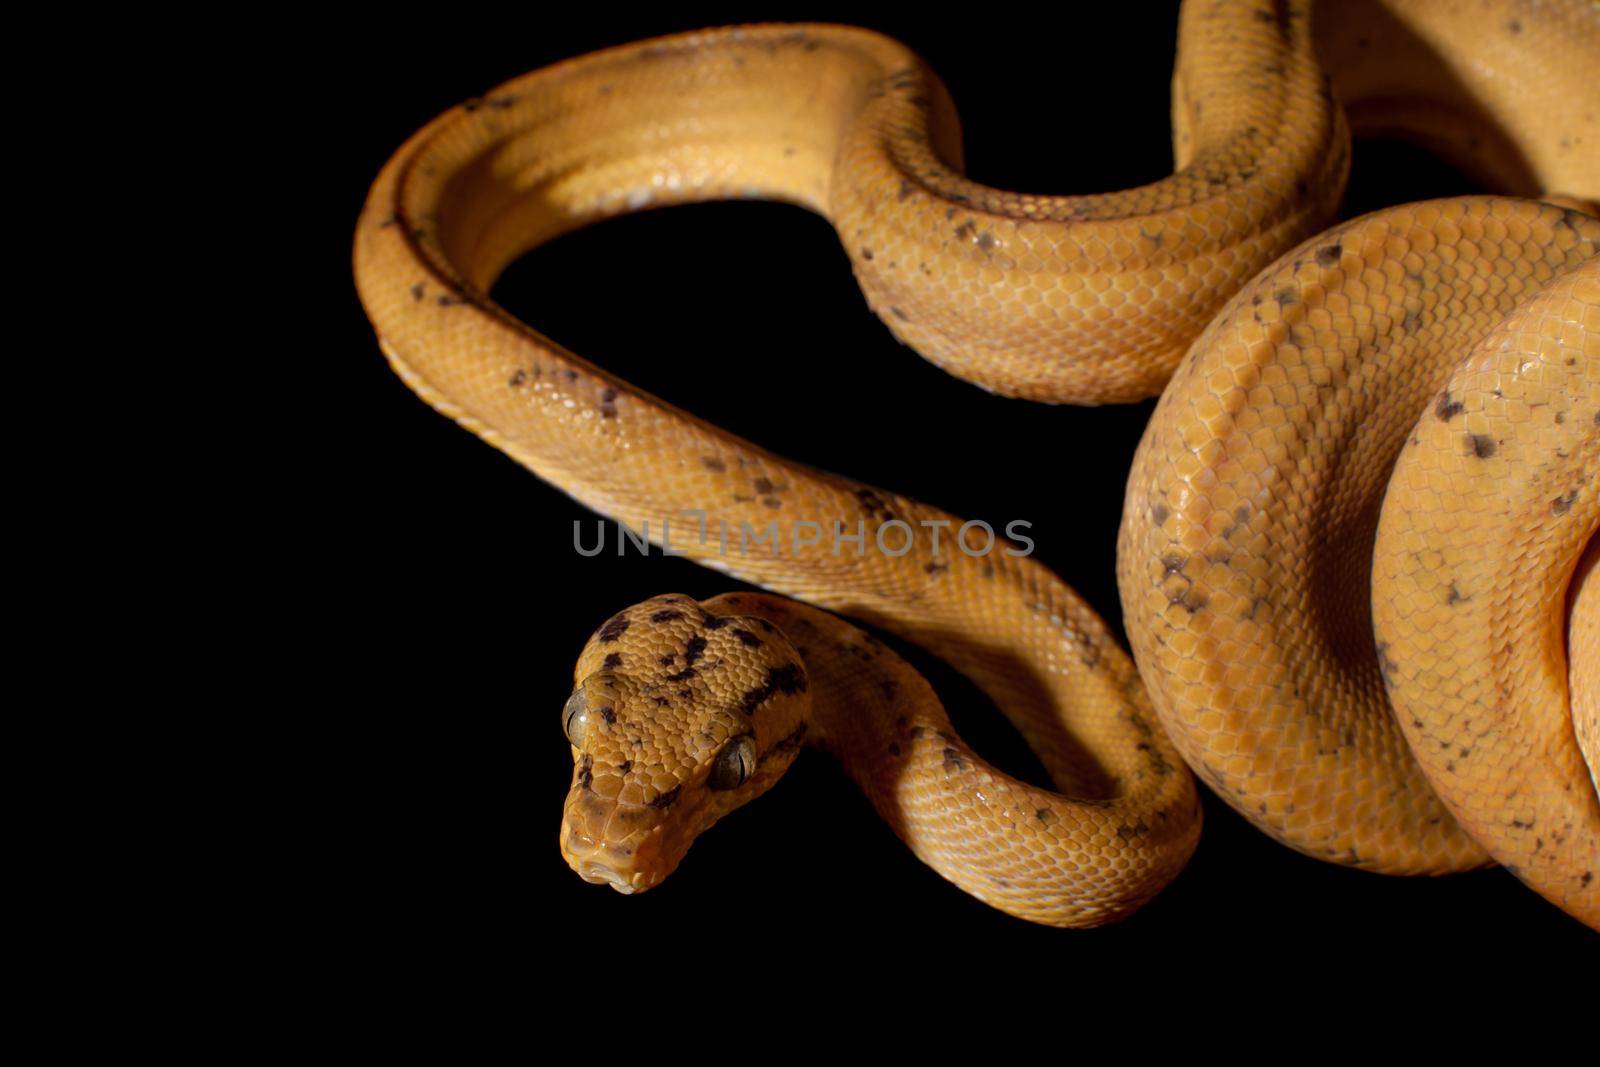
<box><xmin>317</xmin><ymin>2</ymin><xmax>1597</xmax><ymax>984</ymax></box>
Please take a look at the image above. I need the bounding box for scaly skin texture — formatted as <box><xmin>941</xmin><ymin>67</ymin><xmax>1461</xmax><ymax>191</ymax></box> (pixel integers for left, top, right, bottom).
<box><xmin>1118</xmin><ymin>200</ymin><xmax>1600</xmax><ymax>922</ymax></box>
<box><xmin>354</xmin><ymin>2</ymin><xmax>1600</xmax><ymax>926</ymax></box>
<box><xmin>1370</xmin><ymin>261</ymin><xmax>1599</xmax><ymax>925</ymax></box>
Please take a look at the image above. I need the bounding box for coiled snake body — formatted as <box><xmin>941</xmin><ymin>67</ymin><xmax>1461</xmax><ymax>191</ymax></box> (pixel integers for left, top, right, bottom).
<box><xmin>353</xmin><ymin>0</ymin><xmax>1600</xmax><ymax>928</ymax></box>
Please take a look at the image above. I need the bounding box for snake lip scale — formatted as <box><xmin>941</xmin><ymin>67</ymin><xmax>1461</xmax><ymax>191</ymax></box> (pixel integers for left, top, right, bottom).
<box><xmin>353</xmin><ymin>1</ymin><xmax>1600</xmax><ymax>929</ymax></box>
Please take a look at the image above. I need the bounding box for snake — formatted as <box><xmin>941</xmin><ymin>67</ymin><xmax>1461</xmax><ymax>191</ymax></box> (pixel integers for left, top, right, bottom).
<box><xmin>351</xmin><ymin>0</ymin><xmax>1600</xmax><ymax>928</ymax></box>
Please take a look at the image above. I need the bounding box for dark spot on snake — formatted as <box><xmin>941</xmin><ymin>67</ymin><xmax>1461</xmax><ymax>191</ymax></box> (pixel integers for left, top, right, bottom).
<box><xmin>1583</xmin><ymin>872</ymin><xmax>1594</xmax><ymax>886</ymax></box>
<box><xmin>618</xmin><ymin>759</ymin><xmax>631</xmax><ymax>774</ymax></box>
<box><xmin>1162</xmin><ymin>554</ymin><xmax>1187</xmax><ymax>575</ymax></box>
<box><xmin>1375</xmin><ymin>642</ymin><xmax>1398</xmax><ymax>683</ymax></box>
<box><xmin>598</xmin><ymin>616</ymin><xmax>631</xmax><ymax>642</ymax></box>
<box><xmin>890</xmin><ymin>306</ymin><xmax>909</xmax><ymax>321</ymax></box>
<box><xmin>855</xmin><ymin>487</ymin><xmax>895</xmax><ymax>520</ymax></box>
<box><xmin>562</xmin><ymin>369</ymin><xmax>580</xmax><ymax>382</ymax></box>
<box><xmin>649</xmin><ymin>609</ymin><xmax>683</xmax><ymax>624</ymax></box>
<box><xmin>880</xmin><ymin>679</ymin><xmax>897</xmax><ymax>700</ymax></box>
<box><xmin>924</xmin><ymin>561</ymin><xmax>949</xmax><ymax>574</ymax></box>
<box><xmin>1315</xmin><ymin>243</ymin><xmax>1342</xmax><ymax>267</ymax></box>
<box><xmin>577</xmin><ymin>755</ymin><xmax>593</xmax><ymax>790</ymax></box>
<box><xmin>1275</xmin><ymin>287</ymin><xmax>1297</xmax><ymax>306</ymax></box>
<box><xmin>887</xmin><ymin>741</ymin><xmax>901</xmax><ymax>756</ymax></box>
<box><xmin>898</xmin><ymin>180</ymin><xmax>914</xmax><ymax>201</ymax></box>
<box><xmin>1552</xmin><ymin>491</ymin><xmax>1578</xmax><ymax>515</ymax></box>
<box><xmin>731</xmin><ymin>628</ymin><xmax>762</xmax><ymax>648</ymax></box>
<box><xmin>739</xmin><ymin>663</ymin><xmax>807</xmax><ymax>713</ymax></box>
<box><xmin>861</xmin><ymin>247</ymin><xmax>874</xmax><ymax>260</ymax></box>
<box><xmin>410</xmin><ymin>282</ymin><xmax>425</xmax><ymax>301</ymax></box>
<box><xmin>603</xmin><ymin>652</ymin><xmax>623</xmax><ymax>670</ymax></box>
<box><xmin>1402</xmin><ymin>309</ymin><xmax>1422</xmax><ymax>333</ymax></box>
<box><xmin>703</xmin><ymin>613</ymin><xmax>733</xmax><ymax>630</ymax></box>
<box><xmin>976</xmin><ymin>232</ymin><xmax>997</xmax><ymax>252</ymax></box>
<box><xmin>1446</xmin><ymin>583</ymin><xmax>1469</xmax><ymax>605</ymax></box>
<box><xmin>682</xmin><ymin>635</ymin><xmax>708</xmax><ymax>667</ymax></box>
<box><xmin>509</xmin><ymin>369</ymin><xmax>526</xmax><ymax>387</ymax></box>
<box><xmin>599</xmin><ymin>388</ymin><xmax>618</xmax><ymax>418</ymax></box>
<box><xmin>436</xmin><ymin>293</ymin><xmax>466</xmax><ymax>307</ymax></box>
<box><xmin>598</xmin><ymin>705</ymin><xmax>617</xmax><ymax>725</ymax></box>
<box><xmin>702</xmin><ymin>456</ymin><xmax>726</xmax><ymax>472</ymax></box>
<box><xmin>1468</xmin><ymin>434</ymin><xmax>1498</xmax><ymax>459</ymax></box>
<box><xmin>658</xmin><ymin>653</ymin><xmax>676</xmax><ymax>665</ymax></box>
<box><xmin>753</xmin><ymin>477</ymin><xmax>777</xmax><ymax>495</ymax></box>
<box><xmin>1137</xmin><ymin>741</ymin><xmax>1174</xmax><ymax>776</ymax></box>
<box><xmin>665</xmin><ymin>666</ymin><xmax>697</xmax><ymax>683</ymax></box>
<box><xmin>1507</xmin><ymin>17</ymin><xmax>1522</xmax><ymax>32</ymax></box>
<box><xmin>954</xmin><ymin>221</ymin><xmax>975</xmax><ymax>241</ymax></box>
<box><xmin>941</xmin><ymin>746</ymin><xmax>968</xmax><ymax>773</ymax></box>
<box><xmin>764</xmin><ymin>722</ymin><xmax>808</xmax><ymax>760</ymax></box>
<box><xmin>649</xmin><ymin>785</ymin><xmax>682</xmax><ymax>809</ymax></box>
<box><xmin>1435</xmin><ymin>393</ymin><xmax>1465</xmax><ymax>420</ymax></box>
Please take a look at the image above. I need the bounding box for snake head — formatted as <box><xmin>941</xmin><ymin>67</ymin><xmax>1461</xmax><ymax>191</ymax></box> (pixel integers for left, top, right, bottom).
<box><xmin>559</xmin><ymin>593</ymin><xmax>810</xmax><ymax>894</ymax></box>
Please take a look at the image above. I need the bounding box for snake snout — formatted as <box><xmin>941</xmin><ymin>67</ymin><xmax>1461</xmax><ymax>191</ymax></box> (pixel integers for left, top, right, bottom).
<box><xmin>560</xmin><ymin>798</ymin><xmax>675</xmax><ymax>895</ymax></box>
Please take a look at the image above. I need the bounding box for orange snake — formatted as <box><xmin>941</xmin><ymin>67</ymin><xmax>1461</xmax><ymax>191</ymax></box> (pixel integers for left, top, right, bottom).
<box><xmin>351</xmin><ymin>0</ymin><xmax>1600</xmax><ymax>928</ymax></box>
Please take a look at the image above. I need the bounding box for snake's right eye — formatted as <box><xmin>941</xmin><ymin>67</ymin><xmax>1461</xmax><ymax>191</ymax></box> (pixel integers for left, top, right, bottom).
<box><xmin>708</xmin><ymin>735</ymin><xmax>758</xmax><ymax>790</ymax></box>
<box><xmin>563</xmin><ymin>691</ymin><xmax>589</xmax><ymax>747</ymax></box>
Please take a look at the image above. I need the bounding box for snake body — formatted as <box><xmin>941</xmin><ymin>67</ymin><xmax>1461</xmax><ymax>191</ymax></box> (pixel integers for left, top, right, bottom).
<box><xmin>353</xmin><ymin>0</ymin><xmax>1600</xmax><ymax>927</ymax></box>
<box><xmin>1118</xmin><ymin>204</ymin><xmax>1599</xmax><ymax>924</ymax></box>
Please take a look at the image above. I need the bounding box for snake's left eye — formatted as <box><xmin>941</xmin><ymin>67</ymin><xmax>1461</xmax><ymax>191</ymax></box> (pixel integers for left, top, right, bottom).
<box><xmin>563</xmin><ymin>691</ymin><xmax>589</xmax><ymax>747</ymax></box>
<box><xmin>708</xmin><ymin>735</ymin><xmax>757</xmax><ymax>790</ymax></box>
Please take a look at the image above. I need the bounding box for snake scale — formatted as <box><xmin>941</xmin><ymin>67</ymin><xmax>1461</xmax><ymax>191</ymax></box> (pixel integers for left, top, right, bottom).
<box><xmin>352</xmin><ymin>0</ymin><xmax>1600</xmax><ymax>928</ymax></box>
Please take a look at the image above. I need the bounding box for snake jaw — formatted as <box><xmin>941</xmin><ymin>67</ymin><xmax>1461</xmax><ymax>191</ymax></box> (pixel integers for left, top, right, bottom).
<box><xmin>573</xmin><ymin>856</ymin><xmax>651</xmax><ymax>895</ymax></box>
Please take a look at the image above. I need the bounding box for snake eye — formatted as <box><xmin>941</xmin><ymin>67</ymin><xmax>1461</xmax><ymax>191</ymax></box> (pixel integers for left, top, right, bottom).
<box><xmin>563</xmin><ymin>691</ymin><xmax>589</xmax><ymax>747</ymax></box>
<box><xmin>708</xmin><ymin>735</ymin><xmax>757</xmax><ymax>790</ymax></box>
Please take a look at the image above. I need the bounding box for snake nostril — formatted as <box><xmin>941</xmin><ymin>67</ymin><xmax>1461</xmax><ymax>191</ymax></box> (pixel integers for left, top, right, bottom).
<box><xmin>562</xmin><ymin>824</ymin><xmax>600</xmax><ymax>856</ymax></box>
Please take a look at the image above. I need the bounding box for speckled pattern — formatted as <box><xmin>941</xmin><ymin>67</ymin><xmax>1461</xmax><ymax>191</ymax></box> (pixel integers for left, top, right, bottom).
<box><xmin>354</xmin><ymin>1</ymin><xmax>1600</xmax><ymax>927</ymax></box>
<box><xmin>1370</xmin><ymin>259</ymin><xmax>1599</xmax><ymax>924</ymax></box>
<box><xmin>1119</xmin><ymin>200</ymin><xmax>1599</xmax><ymax>922</ymax></box>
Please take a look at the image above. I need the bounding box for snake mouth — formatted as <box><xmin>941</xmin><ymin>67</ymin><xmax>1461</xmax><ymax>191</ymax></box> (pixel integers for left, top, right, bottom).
<box><xmin>577</xmin><ymin>860</ymin><xmax>652</xmax><ymax>894</ymax></box>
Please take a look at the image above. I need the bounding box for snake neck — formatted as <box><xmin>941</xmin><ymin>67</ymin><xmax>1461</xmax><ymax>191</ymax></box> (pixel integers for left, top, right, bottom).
<box><xmin>704</xmin><ymin>592</ymin><xmax>1201</xmax><ymax>927</ymax></box>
